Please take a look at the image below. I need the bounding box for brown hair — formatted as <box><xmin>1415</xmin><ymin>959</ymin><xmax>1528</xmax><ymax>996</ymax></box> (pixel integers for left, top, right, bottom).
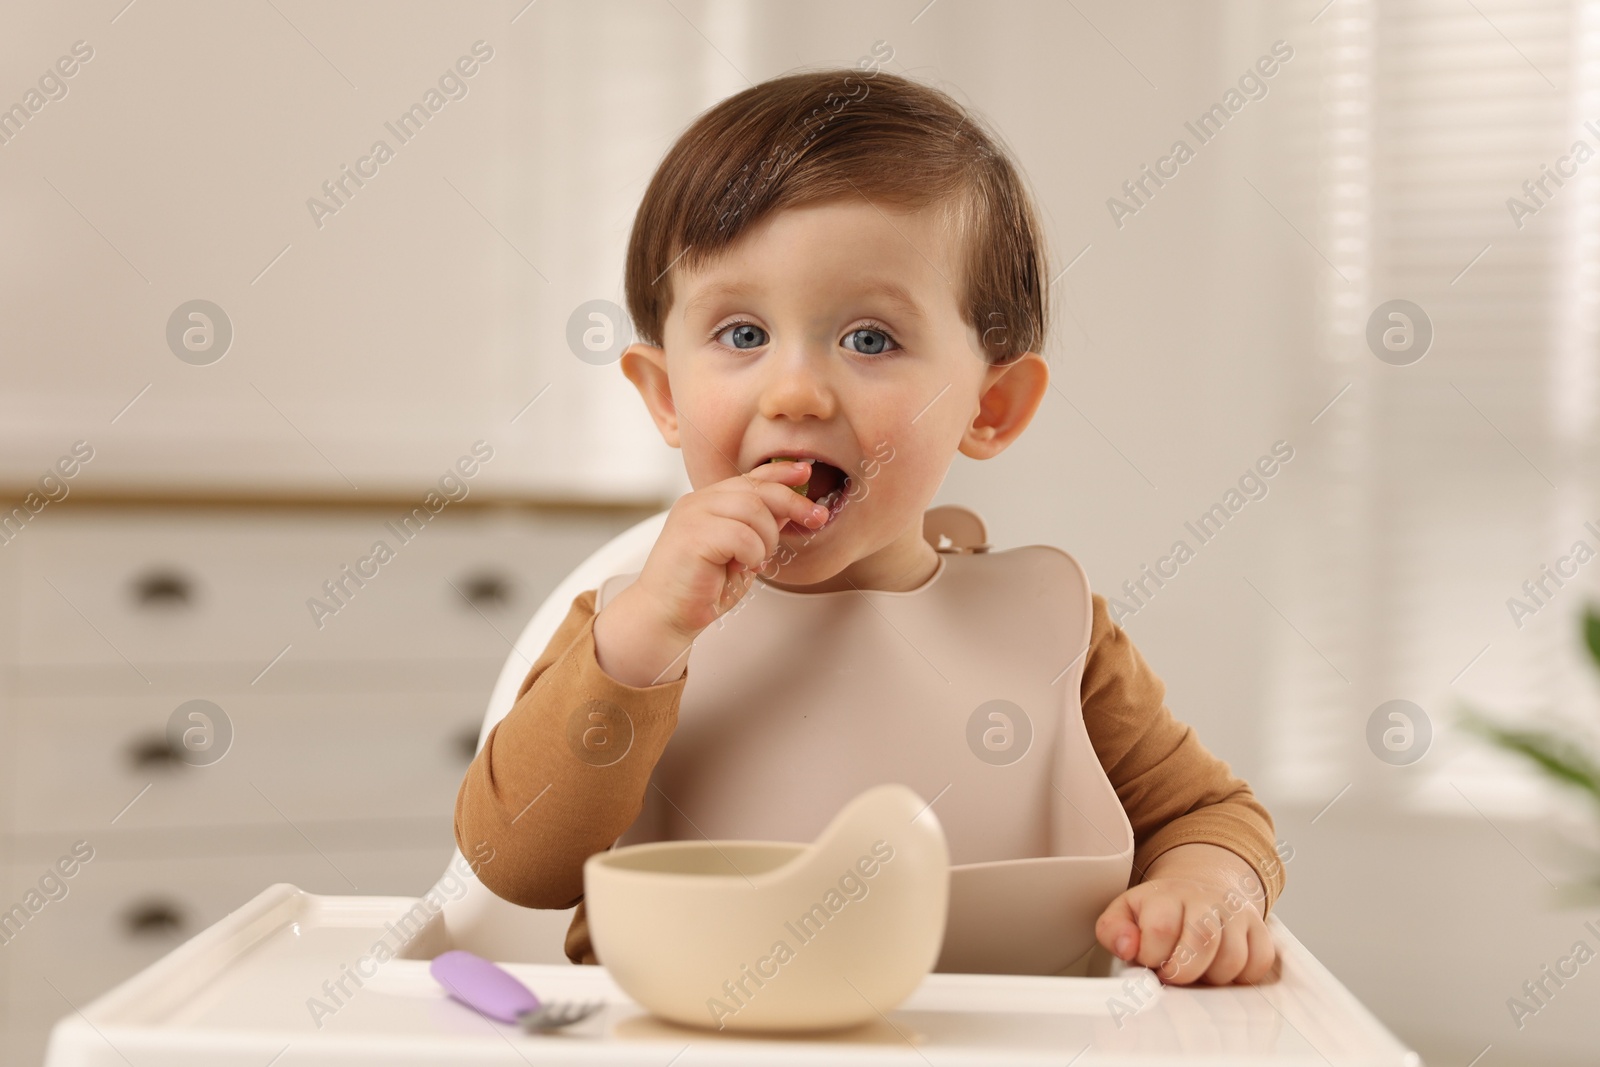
<box><xmin>623</xmin><ymin>67</ymin><xmax>1049</xmax><ymax>365</ymax></box>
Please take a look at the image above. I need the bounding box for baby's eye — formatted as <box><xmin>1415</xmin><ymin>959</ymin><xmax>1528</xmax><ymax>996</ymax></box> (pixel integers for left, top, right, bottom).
<box><xmin>842</xmin><ymin>327</ymin><xmax>898</xmax><ymax>356</ymax></box>
<box><xmin>716</xmin><ymin>322</ymin><xmax>768</xmax><ymax>349</ymax></box>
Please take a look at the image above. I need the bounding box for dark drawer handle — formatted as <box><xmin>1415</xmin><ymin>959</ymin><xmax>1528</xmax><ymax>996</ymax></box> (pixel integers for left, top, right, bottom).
<box><xmin>132</xmin><ymin>569</ymin><xmax>194</xmax><ymax>608</ymax></box>
<box><xmin>453</xmin><ymin>725</ymin><xmax>480</xmax><ymax>762</ymax></box>
<box><xmin>456</xmin><ymin>572</ymin><xmax>512</xmax><ymax>608</ymax></box>
<box><xmin>122</xmin><ymin>898</ymin><xmax>186</xmax><ymax>937</ymax></box>
<box><xmin>128</xmin><ymin>733</ymin><xmax>183</xmax><ymax>769</ymax></box>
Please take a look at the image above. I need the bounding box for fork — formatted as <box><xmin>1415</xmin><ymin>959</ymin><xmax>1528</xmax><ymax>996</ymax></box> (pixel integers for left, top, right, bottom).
<box><xmin>430</xmin><ymin>949</ymin><xmax>606</xmax><ymax>1032</ymax></box>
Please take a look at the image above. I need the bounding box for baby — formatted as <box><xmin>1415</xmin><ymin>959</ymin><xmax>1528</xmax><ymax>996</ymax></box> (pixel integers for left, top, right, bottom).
<box><xmin>456</xmin><ymin>65</ymin><xmax>1284</xmax><ymax>987</ymax></box>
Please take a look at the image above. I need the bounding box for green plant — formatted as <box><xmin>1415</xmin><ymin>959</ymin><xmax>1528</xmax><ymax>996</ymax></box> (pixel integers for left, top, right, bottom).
<box><xmin>1457</xmin><ymin>604</ymin><xmax>1600</xmax><ymax>887</ymax></box>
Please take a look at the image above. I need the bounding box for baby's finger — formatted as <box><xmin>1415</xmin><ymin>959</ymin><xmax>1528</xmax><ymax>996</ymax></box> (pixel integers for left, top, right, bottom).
<box><xmin>1200</xmin><ymin>920</ymin><xmax>1250</xmax><ymax>985</ymax></box>
<box><xmin>674</xmin><ymin>489</ymin><xmax>772</xmax><ymax>567</ymax></box>
<box><xmin>1237</xmin><ymin>920</ymin><xmax>1278</xmax><ymax>984</ymax></box>
<box><xmin>1161</xmin><ymin>903</ymin><xmax>1225</xmax><ymax>984</ymax></box>
<box><xmin>743</xmin><ymin>460</ymin><xmax>831</xmax><ymax>530</ymax></box>
<box><xmin>1094</xmin><ymin>895</ymin><xmax>1141</xmax><ymax>962</ymax></box>
<box><xmin>703</xmin><ymin>484</ymin><xmax>817</xmax><ymax>564</ymax></box>
<box><xmin>1131</xmin><ymin>894</ymin><xmax>1185</xmax><ymax>975</ymax></box>
<box><xmin>699</xmin><ymin>514</ymin><xmax>775</xmax><ymax>575</ymax></box>
<box><xmin>717</xmin><ymin>563</ymin><xmax>755</xmax><ymax>613</ymax></box>
<box><xmin>740</xmin><ymin>457</ymin><xmax>815</xmax><ymax>488</ymax></box>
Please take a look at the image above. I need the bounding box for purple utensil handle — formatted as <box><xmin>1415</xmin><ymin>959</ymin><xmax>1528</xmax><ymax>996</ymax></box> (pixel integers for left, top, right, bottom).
<box><xmin>430</xmin><ymin>950</ymin><xmax>541</xmax><ymax>1024</ymax></box>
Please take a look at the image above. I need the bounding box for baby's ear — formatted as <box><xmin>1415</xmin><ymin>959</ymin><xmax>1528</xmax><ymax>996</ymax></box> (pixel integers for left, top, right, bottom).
<box><xmin>619</xmin><ymin>343</ymin><xmax>680</xmax><ymax>448</ymax></box>
<box><xmin>959</xmin><ymin>351</ymin><xmax>1049</xmax><ymax>460</ymax></box>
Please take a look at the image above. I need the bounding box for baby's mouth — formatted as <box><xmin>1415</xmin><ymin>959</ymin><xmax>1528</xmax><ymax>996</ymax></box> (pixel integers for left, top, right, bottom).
<box><xmin>767</xmin><ymin>457</ymin><xmax>851</xmax><ymax>524</ymax></box>
<box><xmin>800</xmin><ymin>460</ymin><xmax>848</xmax><ymax>508</ymax></box>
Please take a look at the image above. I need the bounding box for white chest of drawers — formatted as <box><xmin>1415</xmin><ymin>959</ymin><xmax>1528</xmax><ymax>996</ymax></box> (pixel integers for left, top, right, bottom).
<box><xmin>0</xmin><ymin>502</ymin><xmax>653</xmax><ymax>1064</ymax></box>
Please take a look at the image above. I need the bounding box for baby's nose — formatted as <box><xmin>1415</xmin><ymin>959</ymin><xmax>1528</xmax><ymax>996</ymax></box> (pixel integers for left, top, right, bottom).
<box><xmin>757</xmin><ymin>346</ymin><xmax>838</xmax><ymax>417</ymax></box>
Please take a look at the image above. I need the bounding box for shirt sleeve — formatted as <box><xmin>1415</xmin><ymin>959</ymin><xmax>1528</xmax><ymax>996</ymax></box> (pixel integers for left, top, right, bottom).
<box><xmin>1079</xmin><ymin>592</ymin><xmax>1287</xmax><ymax>915</ymax></box>
<box><xmin>452</xmin><ymin>588</ymin><xmax>688</xmax><ymax>915</ymax></box>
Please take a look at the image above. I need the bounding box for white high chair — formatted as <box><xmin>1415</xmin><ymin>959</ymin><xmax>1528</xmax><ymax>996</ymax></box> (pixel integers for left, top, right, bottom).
<box><xmin>437</xmin><ymin>507</ymin><xmax>672</xmax><ymax>964</ymax></box>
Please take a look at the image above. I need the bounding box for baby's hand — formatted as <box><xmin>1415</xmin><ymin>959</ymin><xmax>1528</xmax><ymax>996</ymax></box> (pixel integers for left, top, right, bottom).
<box><xmin>635</xmin><ymin>459</ymin><xmax>828</xmax><ymax>637</ymax></box>
<box><xmin>1094</xmin><ymin>844</ymin><xmax>1277</xmax><ymax>985</ymax></box>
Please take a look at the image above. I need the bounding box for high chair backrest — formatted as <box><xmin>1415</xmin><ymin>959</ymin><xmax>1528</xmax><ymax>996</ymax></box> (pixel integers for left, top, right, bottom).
<box><xmin>437</xmin><ymin>508</ymin><xmax>669</xmax><ymax>964</ymax></box>
<box><xmin>474</xmin><ymin>508</ymin><xmax>671</xmax><ymax>753</ymax></box>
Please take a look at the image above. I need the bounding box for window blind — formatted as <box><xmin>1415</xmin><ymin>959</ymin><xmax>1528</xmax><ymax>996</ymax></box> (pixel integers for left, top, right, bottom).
<box><xmin>1264</xmin><ymin>0</ymin><xmax>1600</xmax><ymax>820</ymax></box>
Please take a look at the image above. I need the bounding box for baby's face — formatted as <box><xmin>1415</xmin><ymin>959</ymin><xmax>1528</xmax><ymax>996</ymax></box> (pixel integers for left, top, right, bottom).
<box><xmin>624</xmin><ymin>198</ymin><xmax>1043</xmax><ymax>592</ymax></box>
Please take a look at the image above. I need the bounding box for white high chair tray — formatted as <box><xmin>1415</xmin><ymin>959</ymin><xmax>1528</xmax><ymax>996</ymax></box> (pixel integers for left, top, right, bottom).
<box><xmin>44</xmin><ymin>883</ymin><xmax>1417</xmax><ymax>1066</ymax></box>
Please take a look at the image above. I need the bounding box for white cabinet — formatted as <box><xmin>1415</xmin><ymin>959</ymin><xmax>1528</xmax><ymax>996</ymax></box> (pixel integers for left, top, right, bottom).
<box><xmin>0</xmin><ymin>503</ymin><xmax>647</xmax><ymax>1063</ymax></box>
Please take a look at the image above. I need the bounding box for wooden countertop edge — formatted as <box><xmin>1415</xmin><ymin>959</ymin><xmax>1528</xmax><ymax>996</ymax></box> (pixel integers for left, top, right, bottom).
<box><xmin>0</xmin><ymin>487</ymin><xmax>671</xmax><ymax>514</ymax></box>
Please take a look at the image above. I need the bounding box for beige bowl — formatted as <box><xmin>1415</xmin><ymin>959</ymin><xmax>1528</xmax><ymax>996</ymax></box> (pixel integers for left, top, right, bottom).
<box><xmin>583</xmin><ymin>783</ymin><xmax>950</xmax><ymax>1032</ymax></box>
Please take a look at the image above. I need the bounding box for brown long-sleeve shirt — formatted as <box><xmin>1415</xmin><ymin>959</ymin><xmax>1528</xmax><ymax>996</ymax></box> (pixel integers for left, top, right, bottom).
<box><xmin>454</xmin><ymin>584</ymin><xmax>1285</xmax><ymax>966</ymax></box>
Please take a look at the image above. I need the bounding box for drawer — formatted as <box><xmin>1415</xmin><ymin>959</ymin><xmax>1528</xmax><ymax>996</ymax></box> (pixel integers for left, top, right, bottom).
<box><xmin>12</xmin><ymin>691</ymin><xmax>484</xmax><ymax>835</ymax></box>
<box><xmin>2</xmin><ymin>846</ymin><xmax>454</xmax><ymax>1025</ymax></box>
<box><xmin>14</xmin><ymin>507</ymin><xmax>639</xmax><ymax>667</ymax></box>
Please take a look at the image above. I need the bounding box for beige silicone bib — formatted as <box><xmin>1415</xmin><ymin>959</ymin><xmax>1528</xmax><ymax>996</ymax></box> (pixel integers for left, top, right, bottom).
<box><xmin>586</xmin><ymin>504</ymin><xmax>1134</xmax><ymax>993</ymax></box>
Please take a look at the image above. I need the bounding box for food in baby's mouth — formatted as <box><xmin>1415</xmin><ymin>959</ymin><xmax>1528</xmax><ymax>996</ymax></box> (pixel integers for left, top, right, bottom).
<box><xmin>765</xmin><ymin>456</ymin><xmax>849</xmax><ymax>517</ymax></box>
<box><xmin>768</xmin><ymin>456</ymin><xmax>808</xmax><ymax>496</ymax></box>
